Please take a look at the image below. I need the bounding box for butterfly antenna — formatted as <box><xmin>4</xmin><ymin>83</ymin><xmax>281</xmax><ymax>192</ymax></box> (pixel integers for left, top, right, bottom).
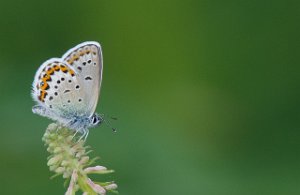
<box><xmin>110</xmin><ymin>116</ymin><xmax>118</xmax><ymax>120</ymax></box>
<box><xmin>101</xmin><ymin>115</ymin><xmax>117</xmax><ymax>132</ymax></box>
<box><xmin>103</xmin><ymin>114</ymin><xmax>118</xmax><ymax>120</ymax></box>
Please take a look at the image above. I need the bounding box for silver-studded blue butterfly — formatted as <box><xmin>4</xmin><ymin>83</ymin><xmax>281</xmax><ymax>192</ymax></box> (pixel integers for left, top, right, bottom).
<box><xmin>32</xmin><ymin>41</ymin><xmax>103</xmax><ymax>138</ymax></box>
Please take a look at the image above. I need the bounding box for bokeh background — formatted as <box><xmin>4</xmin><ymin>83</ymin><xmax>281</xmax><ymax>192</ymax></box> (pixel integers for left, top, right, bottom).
<box><xmin>0</xmin><ymin>0</ymin><xmax>299</xmax><ymax>194</ymax></box>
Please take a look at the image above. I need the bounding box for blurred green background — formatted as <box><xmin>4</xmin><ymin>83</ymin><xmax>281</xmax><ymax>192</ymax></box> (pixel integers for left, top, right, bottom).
<box><xmin>0</xmin><ymin>0</ymin><xmax>299</xmax><ymax>194</ymax></box>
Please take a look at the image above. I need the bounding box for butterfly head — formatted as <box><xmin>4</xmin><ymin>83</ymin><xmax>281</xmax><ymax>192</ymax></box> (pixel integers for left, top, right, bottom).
<box><xmin>89</xmin><ymin>113</ymin><xmax>103</xmax><ymax>128</ymax></box>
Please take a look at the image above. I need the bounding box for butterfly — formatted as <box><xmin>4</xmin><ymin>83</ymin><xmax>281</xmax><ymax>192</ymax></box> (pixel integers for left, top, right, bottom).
<box><xmin>32</xmin><ymin>41</ymin><xmax>104</xmax><ymax>139</ymax></box>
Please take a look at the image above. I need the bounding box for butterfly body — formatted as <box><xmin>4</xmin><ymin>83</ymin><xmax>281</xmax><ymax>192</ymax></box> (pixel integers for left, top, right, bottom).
<box><xmin>32</xmin><ymin>41</ymin><xmax>103</xmax><ymax>136</ymax></box>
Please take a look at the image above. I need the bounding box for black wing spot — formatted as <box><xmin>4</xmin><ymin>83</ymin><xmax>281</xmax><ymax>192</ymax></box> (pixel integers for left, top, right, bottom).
<box><xmin>54</xmin><ymin>92</ymin><xmax>58</xmax><ymax>96</ymax></box>
<box><xmin>85</xmin><ymin>76</ymin><xmax>92</xmax><ymax>80</ymax></box>
<box><xmin>49</xmin><ymin>105</ymin><xmax>52</xmax><ymax>108</ymax></box>
<box><xmin>61</xmin><ymin>77</ymin><xmax>65</xmax><ymax>81</ymax></box>
<box><xmin>64</xmin><ymin>89</ymin><xmax>70</xmax><ymax>93</ymax></box>
<box><xmin>75</xmin><ymin>85</ymin><xmax>80</xmax><ymax>89</ymax></box>
<box><xmin>82</xmin><ymin>62</ymin><xmax>86</xmax><ymax>66</ymax></box>
<box><xmin>67</xmin><ymin>100</ymin><xmax>71</xmax><ymax>103</ymax></box>
<box><xmin>57</xmin><ymin>80</ymin><xmax>61</xmax><ymax>84</ymax></box>
<box><xmin>54</xmin><ymin>85</ymin><xmax>58</xmax><ymax>89</ymax></box>
<box><xmin>78</xmin><ymin>98</ymin><xmax>82</xmax><ymax>102</ymax></box>
<box><xmin>77</xmin><ymin>66</ymin><xmax>82</xmax><ymax>71</ymax></box>
<box><xmin>93</xmin><ymin>62</ymin><xmax>97</xmax><ymax>66</ymax></box>
<box><xmin>49</xmin><ymin>96</ymin><xmax>53</xmax><ymax>101</ymax></box>
<box><xmin>88</xmin><ymin>60</ymin><xmax>92</xmax><ymax>64</ymax></box>
<box><xmin>68</xmin><ymin>80</ymin><xmax>72</xmax><ymax>83</ymax></box>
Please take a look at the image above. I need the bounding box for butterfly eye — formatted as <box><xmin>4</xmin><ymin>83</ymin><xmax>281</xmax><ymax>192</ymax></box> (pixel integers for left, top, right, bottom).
<box><xmin>92</xmin><ymin>117</ymin><xmax>97</xmax><ymax>124</ymax></box>
<box><xmin>91</xmin><ymin>115</ymin><xmax>100</xmax><ymax>125</ymax></box>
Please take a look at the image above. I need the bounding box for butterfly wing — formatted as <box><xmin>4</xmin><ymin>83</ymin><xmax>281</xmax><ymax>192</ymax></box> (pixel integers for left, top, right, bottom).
<box><xmin>32</xmin><ymin>59</ymin><xmax>90</xmax><ymax>122</ymax></box>
<box><xmin>62</xmin><ymin>41</ymin><xmax>103</xmax><ymax>117</ymax></box>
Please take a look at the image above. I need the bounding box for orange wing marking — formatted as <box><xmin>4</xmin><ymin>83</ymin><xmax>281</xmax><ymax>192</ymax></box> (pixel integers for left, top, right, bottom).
<box><xmin>66</xmin><ymin>48</ymin><xmax>92</xmax><ymax>65</ymax></box>
<box><xmin>38</xmin><ymin>63</ymin><xmax>74</xmax><ymax>102</ymax></box>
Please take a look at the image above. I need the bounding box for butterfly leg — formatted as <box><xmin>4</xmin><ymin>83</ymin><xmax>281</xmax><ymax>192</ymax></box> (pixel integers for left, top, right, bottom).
<box><xmin>84</xmin><ymin>129</ymin><xmax>89</xmax><ymax>141</ymax></box>
<box><xmin>77</xmin><ymin>129</ymin><xmax>87</xmax><ymax>142</ymax></box>
<box><xmin>72</xmin><ymin>130</ymin><xmax>80</xmax><ymax>140</ymax></box>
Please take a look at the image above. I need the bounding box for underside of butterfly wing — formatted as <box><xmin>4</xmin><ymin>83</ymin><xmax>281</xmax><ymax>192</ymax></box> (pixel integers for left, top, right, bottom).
<box><xmin>32</xmin><ymin>42</ymin><xmax>103</xmax><ymax>132</ymax></box>
<box><xmin>62</xmin><ymin>41</ymin><xmax>103</xmax><ymax>116</ymax></box>
<box><xmin>32</xmin><ymin>59</ymin><xmax>89</xmax><ymax>121</ymax></box>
